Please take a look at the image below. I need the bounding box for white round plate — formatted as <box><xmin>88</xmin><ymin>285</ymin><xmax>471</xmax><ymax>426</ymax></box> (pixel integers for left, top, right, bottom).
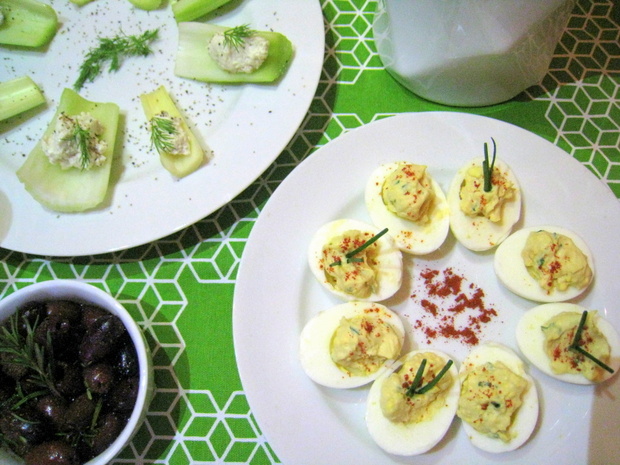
<box><xmin>233</xmin><ymin>112</ymin><xmax>620</xmax><ymax>465</ymax></box>
<box><xmin>0</xmin><ymin>0</ymin><xmax>323</xmax><ymax>256</ymax></box>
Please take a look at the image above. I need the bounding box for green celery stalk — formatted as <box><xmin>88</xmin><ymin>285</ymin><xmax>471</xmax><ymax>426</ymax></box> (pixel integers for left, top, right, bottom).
<box><xmin>0</xmin><ymin>76</ymin><xmax>46</xmax><ymax>121</ymax></box>
<box><xmin>172</xmin><ymin>0</ymin><xmax>232</xmax><ymax>22</ymax></box>
<box><xmin>69</xmin><ymin>0</ymin><xmax>96</xmax><ymax>6</ymax></box>
<box><xmin>127</xmin><ymin>0</ymin><xmax>163</xmax><ymax>11</ymax></box>
<box><xmin>0</xmin><ymin>0</ymin><xmax>58</xmax><ymax>48</ymax></box>
<box><xmin>16</xmin><ymin>88</ymin><xmax>120</xmax><ymax>213</ymax></box>
<box><xmin>139</xmin><ymin>85</ymin><xmax>205</xmax><ymax>178</ymax></box>
<box><xmin>175</xmin><ymin>23</ymin><xmax>294</xmax><ymax>84</ymax></box>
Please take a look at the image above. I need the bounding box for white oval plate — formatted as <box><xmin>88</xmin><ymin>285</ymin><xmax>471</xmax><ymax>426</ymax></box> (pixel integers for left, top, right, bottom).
<box><xmin>0</xmin><ymin>0</ymin><xmax>323</xmax><ymax>256</ymax></box>
<box><xmin>233</xmin><ymin>112</ymin><xmax>620</xmax><ymax>465</ymax></box>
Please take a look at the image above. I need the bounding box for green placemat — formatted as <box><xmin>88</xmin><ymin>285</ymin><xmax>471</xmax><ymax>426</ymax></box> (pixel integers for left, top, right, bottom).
<box><xmin>1</xmin><ymin>0</ymin><xmax>619</xmax><ymax>463</ymax></box>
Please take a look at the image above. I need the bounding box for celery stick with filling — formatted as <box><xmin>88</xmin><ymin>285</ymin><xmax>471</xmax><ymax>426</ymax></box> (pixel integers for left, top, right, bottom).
<box><xmin>0</xmin><ymin>0</ymin><xmax>58</xmax><ymax>48</ymax></box>
<box><xmin>140</xmin><ymin>85</ymin><xmax>205</xmax><ymax>178</ymax></box>
<box><xmin>16</xmin><ymin>88</ymin><xmax>119</xmax><ymax>213</ymax></box>
<box><xmin>175</xmin><ymin>22</ymin><xmax>293</xmax><ymax>84</ymax></box>
<box><xmin>172</xmin><ymin>0</ymin><xmax>232</xmax><ymax>23</ymax></box>
<box><xmin>0</xmin><ymin>76</ymin><xmax>46</xmax><ymax>121</ymax></box>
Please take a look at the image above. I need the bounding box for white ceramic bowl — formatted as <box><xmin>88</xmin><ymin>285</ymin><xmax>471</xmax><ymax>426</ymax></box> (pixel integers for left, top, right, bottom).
<box><xmin>0</xmin><ymin>280</ymin><xmax>154</xmax><ymax>465</ymax></box>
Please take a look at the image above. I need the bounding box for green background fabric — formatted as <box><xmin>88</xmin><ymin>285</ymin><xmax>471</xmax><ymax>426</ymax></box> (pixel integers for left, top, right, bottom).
<box><xmin>1</xmin><ymin>0</ymin><xmax>619</xmax><ymax>463</ymax></box>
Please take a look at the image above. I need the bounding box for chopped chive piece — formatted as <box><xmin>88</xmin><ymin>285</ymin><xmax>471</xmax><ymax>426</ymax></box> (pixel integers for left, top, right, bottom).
<box><xmin>406</xmin><ymin>358</ymin><xmax>453</xmax><ymax>397</ymax></box>
<box><xmin>406</xmin><ymin>359</ymin><xmax>427</xmax><ymax>397</ymax></box>
<box><xmin>569</xmin><ymin>310</ymin><xmax>614</xmax><ymax>374</ymax></box>
<box><xmin>416</xmin><ymin>359</ymin><xmax>453</xmax><ymax>394</ymax></box>
<box><xmin>329</xmin><ymin>228</ymin><xmax>389</xmax><ymax>267</ymax></box>
<box><xmin>482</xmin><ymin>137</ymin><xmax>497</xmax><ymax>192</ymax></box>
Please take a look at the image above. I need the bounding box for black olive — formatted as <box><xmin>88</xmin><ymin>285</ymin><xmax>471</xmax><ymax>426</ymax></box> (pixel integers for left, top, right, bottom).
<box><xmin>0</xmin><ymin>351</ymin><xmax>29</xmax><ymax>380</ymax></box>
<box><xmin>54</xmin><ymin>361</ymin><xmax>84</xmax><ymax>397</ymax></box>
<box><xmin>80</xmin><ymin>304</ymin><xmax>109</xmax><ymax>333</ymax></box>
<box><xmin>65</xmin><ymin>393</ymin><xmax>96</xmax><ymax>431</ymax></box>
<box><xmin>24</xmin><ymin>440</ymin><xmax>80</xmax><ymax>465</ymax></box>
<box><xmin>116</xmin><ymin>341</ymin><xmax>139</xmax><ymax>378</ymax></box>
<box><xmin>91</xmin><ymin>412</ymin><xmax>126</xmax><ymax>456</ymax></box>
<box><xmin>44</xmin><ymin>300</ymin><xmax>81</xmax><ymax>324</ymax></box>
<box><xmin>0</xmin><ymin>406</ymin><xmax>49</xmax><ymax>456</ymax></box>
<box><xmin>107</xmin><ymin>376</ymin><xmax>139</xmax><ymax>413</ymax></box>
<box><xmin>79</xmin><ymin>314</ymin><xmax>126</xmax><ymax>365</ymax></box>
<box><xmin>36</xmin><ymin>395</ymin><xmax>68</xmax><ymax>431</ymax></box>
<box><xmin>12</xmin><ymin>301</ymin><xmax>46</xmax><ymax>336</ymax></box>
<box><xmin>83</xmin><ymin>363</ymin><xmax>115</xmax><ymax>394</ymax></box>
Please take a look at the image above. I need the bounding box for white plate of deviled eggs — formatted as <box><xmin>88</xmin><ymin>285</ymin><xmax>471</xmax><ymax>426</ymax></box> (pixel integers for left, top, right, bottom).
<box><xmin>233</xmin><ymin>112</ymin><xmax>620</xmax><ymax>465</ymax></box>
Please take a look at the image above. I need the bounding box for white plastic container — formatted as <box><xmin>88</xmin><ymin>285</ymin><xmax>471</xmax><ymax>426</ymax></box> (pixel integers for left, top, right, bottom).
<box><xmin>373</xmin><ymin>0</ymin><xmax>576</xmax><ymax>106</ymax></box>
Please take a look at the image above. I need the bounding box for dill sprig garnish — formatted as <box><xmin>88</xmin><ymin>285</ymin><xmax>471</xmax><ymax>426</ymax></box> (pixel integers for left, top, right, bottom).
<box><xmin>406</xmin><ymin>358</ymin><xmax>453</xmax><ymax>397</ymax></box>
<box><xmin>570</xmin><ymin>310</ymin><xmax>614</xmax><ymax>374</ymax></box>
<box><xmin>149</xmin><ymin>113</ymin><xmax>178</xmax><ymax>155</ymax></box>
<box><xmin>0</xmin><ymin>312</ymin><xmax>60</xmax><ymax>397</ymax></box>
<box><xmin>73</xmin><ymin>28</ymin><xmax>159</xmax><ymax>90</ymax></box>
<box><xmin>482</xmin><ymin>137</ymin><xmax>497</xmax><ymax>192</ymax></box>
<box><xmin>329</xmin><ymin>227</ymin><xmax>389</xmax><ymax>267</ymax></box>
<box><xmin>223</xmin><ymin>24</ymin><xmax>255</xmax><ymax>49</ymax></box>
<box><xmin>72</xmin><ymin>123</ymin><xmax>93</xmax><ymax>170</ymax></box>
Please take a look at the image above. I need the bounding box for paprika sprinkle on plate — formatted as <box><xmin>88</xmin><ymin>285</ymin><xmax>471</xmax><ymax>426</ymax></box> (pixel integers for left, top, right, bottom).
<box><xmin>410</xmin><ymin>267</ymin><xmax>501</xmax><ymax>346</ymax></box>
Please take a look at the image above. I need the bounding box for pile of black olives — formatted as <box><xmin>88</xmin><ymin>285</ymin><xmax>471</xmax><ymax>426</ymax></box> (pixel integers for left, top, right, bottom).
<box><xmin>0</xmin><ymin>299</ymin><xmax>140</xmax><ymax>465</ymax></box>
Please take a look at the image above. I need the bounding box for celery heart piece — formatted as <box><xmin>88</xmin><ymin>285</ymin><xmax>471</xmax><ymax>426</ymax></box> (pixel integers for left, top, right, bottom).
<box><xmin>139</xmin><ymin>85</ymin><xmax>205</xmax><ymax>178</ymax></box>
<box><xmin>175</xmin><ymin>23</ymin><xmax>294</xmax><ymax>84</ymax></box>
<box><xmin>0</xmin><ymin>76</ymin><xmax>46</xmax><ymax>122</ymax></box>
<box><xmin>172</xmin><ymin>0</ymin><xmax>232</xmax><ymax>23</ymax></box>
<box><xmin>0</xmin><ymin>0</ymin><xmax>58</xmax><ymax>48</ymax></box>
<box><xmin>127</xmin><ymin>0</ymin><xmax>163</xmax><ymax>11</ymax></box>
<box><xmin>16</xmin><ymin>89</ymin><xmax>120</xmax><ymax>213</ymax></box>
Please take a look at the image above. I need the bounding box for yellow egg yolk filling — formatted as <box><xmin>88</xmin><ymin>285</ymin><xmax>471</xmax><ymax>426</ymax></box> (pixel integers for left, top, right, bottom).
<box><xmin>381</xmin><ymin>163</ymin><xmax>435</xmax><ymax>223</ymax></box>
<box><xmin>542</xmin><ymin>311</ymin><xmax>611</xmax><ymax>382</ymax></box>
<box><xmin>457</xmin><ymin>361</ymin><xmax>528</xmax><ymax>442</ymax></box>
<box><xmin>459</xmin><ymin>165</ymin><xmax>515</xmax><ymax>222</ymax></box>
<box><xmin>330</xmin><ymin>313</ymin><xmax>401</xmax><ymax>376</ymax></box>
<box><xmin>321</xmin><ymin>230</ymin><xmax>380</xmax><ymax>299</ymax></box>
<box><xmin>521</xmin><ymin>230</ymin><xmax>592</xmax><ymax>293</ymax></box>
<box><xmin>380</xmin><ymin>352</ymin><xmax>453</xmax><ymax>424</ymax></box>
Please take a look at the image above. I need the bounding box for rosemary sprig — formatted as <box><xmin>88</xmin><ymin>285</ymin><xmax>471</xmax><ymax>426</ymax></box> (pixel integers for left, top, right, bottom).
<box><xmin>482</xmin><ymin>137</ymin><xmax>497</xmax><ymax>192</ymax></box>
<box><xmin>569</xmin><ymin>310</ymin><xmax>614</xmax><ymax>374</ymax></box>
<box><xmin>406</xmin><ymin>358</ymin><xmax>453</xmax><ymax>397</ymax></box>
<box><xmin>149</xmin><ymin>113</ymin><xmax>178</xmax><ymax>155</ymax></box>
<box><xmin>74</xmin><ymin>28</ymin><xmax>159</xmax><ymax>90</ymax></box>
<box><xmin>223</xmin><ymin>24</ymin><xmax>255</xmax><ymax>49</ymax></box>
<box><xmin>0</xmin><ymin>312</ymin><xmax>60</xmax><ymax>397</ymax></box>
<box><xmin>329</xmin><ymin>228</ymin><xmax>389</xmax><ymax>267</ymax></box>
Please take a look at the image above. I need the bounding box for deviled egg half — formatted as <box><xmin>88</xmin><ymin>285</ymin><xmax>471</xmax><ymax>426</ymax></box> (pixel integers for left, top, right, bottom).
<box><xmin>516</xmin><ymin>303</ymin><xmax>619</xmax><ymax>384</ymax></box>
<box><xmin>457</xmin><ymin>342</ymin><xmax>538</xmax><ymax>453</ymax></box>
<box><xmin>494</xmin><ymin>225</ymin><xmax>594</xmax><ymax>302</ymax></box>
<box><xmin>365</xmin><ymin>349</ymin><xmax>459</xmax><ymax>456</ymax></box>
<box><xmin>447</xmin><ymin>151</ymin><xmax>521</xmax><ymax>252</ymax></box>
<box><xmin>365</xmin><ymin>162</ymin><xmax>450</xmax><ymax>255</ymax></box>
<box><xmin>308</xmin><ymin>219</ymin><xmax>403</xmax><ymax>302</ymax></box>
<box><xmin>299</xmin><ymin>301</ymin><xmax>405</xmax><ymax>389</ymax></box>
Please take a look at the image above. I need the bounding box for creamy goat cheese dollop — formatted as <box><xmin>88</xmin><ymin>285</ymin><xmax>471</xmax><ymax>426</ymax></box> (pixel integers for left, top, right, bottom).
<box><xmin>42</xmin><ymin>112</ymin><xmax>107</xmax><ymax>170</ymax></box>
<box><xmin>207</xmin><ymin>32</ymin><xmax>269</xmax><ymax>74</ymax></box>
<box><xmin>151</xmin><ymin>111</ymin><xmax>190</xmax><ymax>156</ymax></box>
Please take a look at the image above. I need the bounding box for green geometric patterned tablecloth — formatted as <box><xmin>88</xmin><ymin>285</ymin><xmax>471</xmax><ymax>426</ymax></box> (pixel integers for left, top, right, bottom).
<box><xmin>1</xmin><ymin>0</ymin><xmax>619</xmax><ymax>463</ymax></box>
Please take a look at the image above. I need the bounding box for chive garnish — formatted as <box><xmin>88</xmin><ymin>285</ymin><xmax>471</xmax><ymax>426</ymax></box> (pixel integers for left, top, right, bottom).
<box><xmin>569</xmin><ymin>310</ymin><xmax>614</xmax><ymax>374</ymax></box>
<box><xmin>406</xmin><ymin>358</ymin><xmax>454</xmax><ymax>397</ymax></box>
<box><xmin>482</xmin><ymin>137</ymin><xmax>497</xmax><ymax>192</ymax></box>
<box><xmin>329</xmin><ymin>228</ymin><xmax>389</xmax><ymax>267</ymax></box>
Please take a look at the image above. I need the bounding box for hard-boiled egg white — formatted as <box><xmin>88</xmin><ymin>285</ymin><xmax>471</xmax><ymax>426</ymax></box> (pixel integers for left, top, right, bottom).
<box><xmin>299</xmin><ymin>301</ymin><xmax>405</xmax><ymax>389</ymax></box>
<box><xmin>307</xmin><ymin>219</ymin><xmax>403</xmax><ymax>302</ymax></box>
<box><xmin>516</xmin><ymin>303</ymin><xmax>620</xmax><ymax>385</ymax></box>
<box><xmin>365</xmin><ymin>162</ymin><xmax>450</xmax><ymax>255</ymax></box>
<box><xmin>447</xmin><ymin>157</ymin><xmax>521</xmax><ymax>251</ymax></box>
<box><xmin>494</xmin><ymin>225</ymin><xmax>594</xmax><ymax>302</ymax></box>
<box><xmin>458</xmin><ymin>342</ymin><xmax>538</xmax><ymax>453</ymax></box>
<box><xmin>365</xmin><ymin>349</ymin><xmax>459</xmax><ymax>456</ymax></box>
